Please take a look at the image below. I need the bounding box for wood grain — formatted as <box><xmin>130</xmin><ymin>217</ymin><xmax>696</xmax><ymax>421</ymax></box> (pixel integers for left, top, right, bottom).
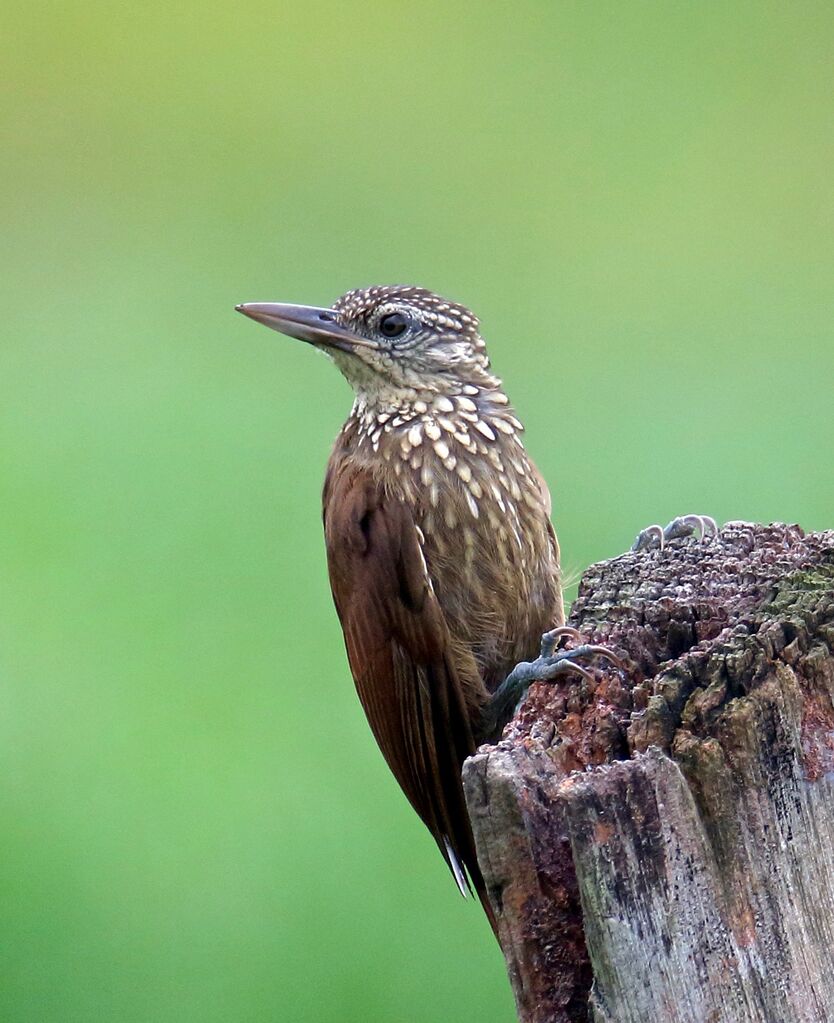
<box><xmin>464</xmin><ymin>522</ymin><xmax>834</xmax><ymax>1023</ymax></box>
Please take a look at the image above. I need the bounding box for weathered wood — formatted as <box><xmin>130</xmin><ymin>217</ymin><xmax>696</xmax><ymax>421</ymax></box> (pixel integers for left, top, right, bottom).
<box><xmin>463</xmin><ymin>522</ymin><xmax>834</xmax><ymax>1023</ymax></box>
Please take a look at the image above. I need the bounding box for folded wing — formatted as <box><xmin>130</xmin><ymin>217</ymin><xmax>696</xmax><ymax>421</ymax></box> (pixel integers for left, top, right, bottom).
<box><xmin>323</xmin><ymin>460</ymin><xmax>487</xmax><ymax>905</ymax></box>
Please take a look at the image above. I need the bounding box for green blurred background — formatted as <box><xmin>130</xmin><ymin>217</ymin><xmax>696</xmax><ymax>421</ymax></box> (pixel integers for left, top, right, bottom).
<box><xmin>2</xmin><ymin>2</ymin><xmax>832</xmax><ymax>1020</ymax></box>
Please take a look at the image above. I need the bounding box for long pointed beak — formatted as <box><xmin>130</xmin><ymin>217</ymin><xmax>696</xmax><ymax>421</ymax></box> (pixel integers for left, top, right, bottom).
<box><xmin>235</xmin><ymin>302</ymin><xmax>377</xmax><ymax>353</ymax></box>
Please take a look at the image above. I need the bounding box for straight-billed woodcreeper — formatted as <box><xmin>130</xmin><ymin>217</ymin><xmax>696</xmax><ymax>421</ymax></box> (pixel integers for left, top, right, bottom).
<box><xmin>236</xmin><ymin>286</ymin><xmax>623</xmax><ymax>927</ymax></box>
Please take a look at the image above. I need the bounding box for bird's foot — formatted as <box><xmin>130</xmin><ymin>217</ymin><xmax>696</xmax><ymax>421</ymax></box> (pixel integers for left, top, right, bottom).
<box><xmin>480</xmin><ymin>627</ymin><xmax>623</xmax><ymax>740</ymax></box>
<box><xmin>631</xmin><ymin>514</ymin><xmax>718</xmax><ymax>553</ymax></box>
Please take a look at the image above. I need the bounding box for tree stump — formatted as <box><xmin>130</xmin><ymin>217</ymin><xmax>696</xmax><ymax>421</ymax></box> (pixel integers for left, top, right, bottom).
<box><xmin>463</xmin><ymin>522</ymin><xmax>834</xmax><ymax>1023</ymax></box>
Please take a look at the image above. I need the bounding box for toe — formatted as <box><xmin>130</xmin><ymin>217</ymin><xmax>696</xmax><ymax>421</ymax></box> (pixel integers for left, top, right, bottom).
<box><xmin>631</xmin><ymin>523</ymin><xmax>665</xmax><ymax>552</ymax></box>
<box><xmin>540</xmin><ymin>625</ymin><xmax>582</xmax><ymax>657</ymax></box>
<box><xmin>632</xmin><ymin>514</ymin><xmax>719</xmax><ymax>552</ymax></box>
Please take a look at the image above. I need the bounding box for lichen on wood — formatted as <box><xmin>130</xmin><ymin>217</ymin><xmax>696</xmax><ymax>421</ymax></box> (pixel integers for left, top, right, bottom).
<box><xmin>463</xmin><ymin>522</ymin><xmax>834</xmax><ymax>1023</ymax></box>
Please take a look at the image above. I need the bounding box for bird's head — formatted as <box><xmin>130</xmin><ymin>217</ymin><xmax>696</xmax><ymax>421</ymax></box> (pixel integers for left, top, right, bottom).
<box><xmin>236</xmin><ymin>286</ymin><xmax>497</xmax><ymax>408</ymax></box>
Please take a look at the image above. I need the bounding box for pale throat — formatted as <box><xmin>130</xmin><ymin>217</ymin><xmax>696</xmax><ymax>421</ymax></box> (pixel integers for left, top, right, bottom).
<box><xmin>349</xmin><ymin>377</ymin><xmax>520</xmax><ymax>452</ymax></box>
<box><xmin>340</xmin><ymin>367</ymin><xmax>537</xmax><ymax>534</ymax></box>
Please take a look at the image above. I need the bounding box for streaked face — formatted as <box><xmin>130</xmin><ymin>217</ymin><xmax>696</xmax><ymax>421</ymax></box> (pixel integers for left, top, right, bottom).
<box><xmin>237</xmin><ymin>285</ymin><xmax>493</xmax><ymax>403</ymax></box>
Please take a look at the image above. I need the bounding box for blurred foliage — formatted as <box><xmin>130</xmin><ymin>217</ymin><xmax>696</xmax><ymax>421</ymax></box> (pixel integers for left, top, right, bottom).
<box><xmin>1</xmin><ymin>2</ymin><xmax>832</xmax><ymax>1021</ymax></box>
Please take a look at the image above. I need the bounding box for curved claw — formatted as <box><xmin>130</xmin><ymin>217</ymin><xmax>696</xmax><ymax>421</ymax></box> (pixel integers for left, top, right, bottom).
<box><xmin>564</xmin><ymin>643</ymin><xmax>626</xmax><ymax>672</ymax></box>
<box><xmin>667</xmin><ymin>514</ymin><xmax>718</xmax><ymax>542</ymax></box>
<box><xmin>632</xmin><ymin>514</ymin><xmax>719</xmax><ymax>552</ymax></box>
<box><xmin>535</xmin><ymin>657</ymin><xmax>596</xmax><ymax>684</ymax></box>
<box><xmin>679</xmin><ymin>514</ymin><xmax>708</xmax><ymax>539</ymax></box>
<box><xmin>631</xmin><ymin>523</ymin><xmax>665</xmax><ymax>552</ymax></box>
<box><xmin>532</xmin><ymin>643</ymin><xmax>625</xmax><ymax>683</ymax></box>
<box><xmin>540</xmin><ymin>625</ymin><xmax>583</xmax><ymax>658</ymax></box>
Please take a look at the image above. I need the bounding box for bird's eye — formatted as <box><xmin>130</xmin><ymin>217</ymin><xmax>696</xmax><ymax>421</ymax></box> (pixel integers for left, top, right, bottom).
<box><xmin>378</xmin><ymin>312</ymin><xmax>409</xmax><ymax>339</ymax></box>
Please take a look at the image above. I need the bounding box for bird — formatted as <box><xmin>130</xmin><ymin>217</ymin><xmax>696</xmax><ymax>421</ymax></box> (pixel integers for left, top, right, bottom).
<box><xmin>236</xmin><ymin>285</ymin><xmax>617</xmax><ymax>932</ymax></box>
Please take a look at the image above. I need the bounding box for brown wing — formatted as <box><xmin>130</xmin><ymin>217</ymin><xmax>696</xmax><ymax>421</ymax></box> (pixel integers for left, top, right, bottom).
<box><xmin>322</xmin><ymin>457</ymin><xmax>484</xmax><ymax>901</ymax></box>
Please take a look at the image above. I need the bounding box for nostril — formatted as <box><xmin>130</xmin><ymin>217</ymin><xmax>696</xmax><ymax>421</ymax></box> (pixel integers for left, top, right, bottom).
<box><xmin>318</xmin><ymin>311</ymin><xmax>336</xmax><ymax>322</ymax></box>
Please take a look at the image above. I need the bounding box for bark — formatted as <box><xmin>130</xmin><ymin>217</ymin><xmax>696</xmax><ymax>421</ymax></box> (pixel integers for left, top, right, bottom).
<box><xmin>463</xmin><ymin>522</ymin><xmax>834</xmax><ymax>1023</ymax></box>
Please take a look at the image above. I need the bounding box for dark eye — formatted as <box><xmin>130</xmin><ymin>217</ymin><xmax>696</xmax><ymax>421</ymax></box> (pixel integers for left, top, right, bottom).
<box><xmin>379</xmin><ymin>312</ymin><xmax>409</xmax><ymax>338</ymax></box>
